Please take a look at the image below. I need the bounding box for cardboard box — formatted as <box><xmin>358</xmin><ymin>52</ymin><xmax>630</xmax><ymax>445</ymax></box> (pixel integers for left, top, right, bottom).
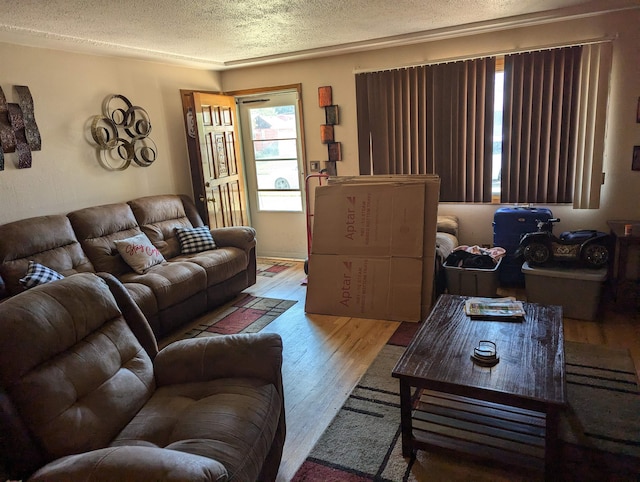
<box><xmin>311</xmin><ymin>182</ymin><xmax>425</xmax><ymax>257</ymax></box>
<box><xmin>326</xmin><ymin>175</ymin><xmax>440</xmax><ymax>317</ymax></box>
<box><xmin>305</xmin><ymin>176</ymin><xmax>440</xmax><ymax>321</ymax></box>
<box><xmin>305</xmin><ymin>255</ymin><xmax>424</xmax><ymax>321</ymax></box>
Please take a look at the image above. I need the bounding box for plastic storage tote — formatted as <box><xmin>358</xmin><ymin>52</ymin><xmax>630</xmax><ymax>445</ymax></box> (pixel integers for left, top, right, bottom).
<box><xmin>522</xmin><ymin>262</ymin><xmax>607</xmax><ymax>320</ymax></box>
<box><xmin>444</xmin><ymin>258</ymin><xmax>502</xmax><ymax>297</ymax></box>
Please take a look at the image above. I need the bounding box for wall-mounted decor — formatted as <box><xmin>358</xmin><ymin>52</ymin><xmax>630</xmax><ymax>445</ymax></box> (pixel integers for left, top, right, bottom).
<box><xmin>325</xmin><ymin>105</ymin><xmax>339</xmax><ymax>125</ymax></box>
<box><xmin>317</xmin><ymin>85</ymin><xmax>342</xmax><ymax>175</ymax></box>
<box><xmin>636</xmin><ymin>96</ymin><xmax>640</xmax><ymax>123</ymax></box>
<box><xmin>91</xmin><ymin>94</ymin><xmax>156</xmax><ymax>171</ymax></box>
<box><xmin>633</xmin><ymin>145</ymin><xmax>640</xmax><ymax>171</ymax></box>
<box><xmin>318</xmin><ymin>86</ymin><xmax>332</xmax><ymax>107</ymax></box>
<box><xmin>328</xmin><ymin>142</ymin><xmax>342</xmax><ymax>162</ymax></box>
<box><xmin>320</xmin><ymin>124</ymin><xmax>334</xmax><ymax>144</ymax></box>
<box><xmin>0</xmin><ymin>85</ymin><xmax>41</xmax><ymax>170</ymax></box>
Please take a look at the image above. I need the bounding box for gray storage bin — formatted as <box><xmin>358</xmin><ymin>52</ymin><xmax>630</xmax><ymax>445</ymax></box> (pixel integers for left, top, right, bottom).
<box><xmin>522</xmin><ymin>262</ymin><xmax>607</xmax><ymax>320</ymax></box>
<box><xmin>444</xmin><ymin>257</ymin><xmax>502</xmax><ymax>297</ymax></box>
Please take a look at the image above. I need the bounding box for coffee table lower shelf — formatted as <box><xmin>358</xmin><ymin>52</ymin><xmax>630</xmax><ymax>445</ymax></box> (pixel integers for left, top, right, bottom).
<box><xmin>410</xmin><ymin>389</ymin><xmax>547</xmax><ymax>472</ymax></box>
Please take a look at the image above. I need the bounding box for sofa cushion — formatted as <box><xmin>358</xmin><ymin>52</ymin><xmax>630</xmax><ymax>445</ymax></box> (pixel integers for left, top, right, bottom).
<box><xmin>29</xmin><ymin>446</ymin><xmax>229</xmax><ymax>482</ymax></box>
<box><xmin>111</xmin><ymin>378</ymin><xmax>280</xmax><ymax>482</ymax></box>
<box><xmin>0</xmin><ymin>274</ymin><xmax>155</xmax><ymax>461</ymax></box>
<box><xmin>115</xmin><ymin>233</ymin><xmax>166</xmax><ymax>274</ymax></box>
<box><xmin>119</xmin><ymin>261</ymin><xmax>207</xmax><ymax>310</ymax></box>
<box><xmin>0</xmin><ymin>215</ymin><xmax>95</xmax><ymax>296</ymax></box>
<box><xmin>19</xmin><ymin>261</ymin><xmax>64</xmax><ymax>289</ymax></box>
<box><xmin>68</xmin><ymin>203</ymin><xmax>143</xmax><ymax>276</ymax></box>
<box><xmin>175</xmin><ymin>226</ymin><xmax>216</xmax><ymax>254</ymax></box>
<box><xmin>173</xmin><ymin>247</ymin><xmax>248</xmax><ymax>286</ymax></box>
<box><xmin>122</xmin><ymin>281</ymin><xmax>159</xmax><ymax>321</ymax></box>
<box><xmin>128</xmin><ymin>195</ymin><xmax>195</xmax><ymax>260</ymax></box>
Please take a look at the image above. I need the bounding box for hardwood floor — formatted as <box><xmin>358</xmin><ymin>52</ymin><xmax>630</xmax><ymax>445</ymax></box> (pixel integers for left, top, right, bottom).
<box><xmin>244</xmin><ymin>260</ymin><xmax>399</xmax><ymax>481</ymax></box>
<box><xmin>240</xmin><ymin>259</ymin><xmax>639</xmax><ymax>481</ymax></box>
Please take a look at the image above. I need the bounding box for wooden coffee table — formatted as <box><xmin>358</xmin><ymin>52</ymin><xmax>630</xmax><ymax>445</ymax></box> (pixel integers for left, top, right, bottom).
<box><xmin>392</xmin><ymin>294</ymin><xmax>566</xmax><ymax>475</ymax></box>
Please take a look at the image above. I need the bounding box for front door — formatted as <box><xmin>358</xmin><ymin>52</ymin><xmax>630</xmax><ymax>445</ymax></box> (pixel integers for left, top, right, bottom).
<box><xmin>237</xmin><ymin>90</ymin><xmax>307</xmax><ymax>259</ymax></box>
<box><xmin>181</xmin><ymin>91</ymin><xmax>247</xmax><ymax>228</ymax></box>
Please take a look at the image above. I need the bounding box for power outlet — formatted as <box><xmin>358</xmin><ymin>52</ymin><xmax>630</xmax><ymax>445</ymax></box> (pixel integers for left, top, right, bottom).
<box><xmin>310</xmin><ymin>161</ymin><xmax>321</xmax><ymax>172</ymax></box>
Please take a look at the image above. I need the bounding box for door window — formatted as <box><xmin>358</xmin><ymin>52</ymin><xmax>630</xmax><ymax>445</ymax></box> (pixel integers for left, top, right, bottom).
<box><xmin>248</xmin><ymin>105</ymin><xmax>302</xmax><ymax>212</ymax></box>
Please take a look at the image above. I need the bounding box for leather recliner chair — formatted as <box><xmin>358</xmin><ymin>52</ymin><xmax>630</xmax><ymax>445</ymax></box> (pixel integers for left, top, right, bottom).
<box><xmin>0</xmin><ymin>272</ymin><xmax>285</xmax><ymax>481</ymax></box>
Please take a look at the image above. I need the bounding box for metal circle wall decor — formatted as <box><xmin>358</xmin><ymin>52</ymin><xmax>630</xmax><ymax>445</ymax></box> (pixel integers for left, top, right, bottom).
<box><xmin>91</xmin><ymin>94</ymin><xmax>157</xmax><ymax>171</ymax></box>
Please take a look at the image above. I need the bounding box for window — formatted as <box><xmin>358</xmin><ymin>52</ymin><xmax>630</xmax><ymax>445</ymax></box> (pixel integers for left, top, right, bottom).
<box><xmin>492</xmin><ymin>63</ymin><xmax>504</xmax><ymax>198</ymax></box>
<box><xmin>355</xmin><ymin>42</ymin><xmax>612</xmax><ymax>208</ymax></box>
<box><xmin>247</xmin><ymin>105</ymin><xmax>303</xmax><ymax>211</ymax></box>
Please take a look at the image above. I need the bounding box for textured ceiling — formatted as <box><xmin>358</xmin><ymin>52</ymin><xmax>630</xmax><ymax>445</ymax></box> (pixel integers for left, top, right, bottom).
<box><xmin>0</xmin><ymin>0</ymin><xmax>636</xmax><ymax>69</ymax></box>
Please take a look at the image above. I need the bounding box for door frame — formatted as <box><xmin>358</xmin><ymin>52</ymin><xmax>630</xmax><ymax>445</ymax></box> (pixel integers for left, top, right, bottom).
<box><xmin>181</xmin><ymin>84</ymin><xmax>308</xmax><ymax>228</ymax></box>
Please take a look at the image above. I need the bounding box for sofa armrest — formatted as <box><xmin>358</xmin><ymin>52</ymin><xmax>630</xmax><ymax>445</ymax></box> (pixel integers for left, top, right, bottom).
<box><xmin>154</xmin><ymin>333</ymin><xmax>283</xmax><ymax>388</ymax></box>
<box><xmin>29</xmin><ymin>446</ymin><xmax>227</xmax><ymax>481</ymax></box>
<box><xmin>211</xmin><ymin>226</ymin><xmax>256</xmax><ymax>251</ymax></box>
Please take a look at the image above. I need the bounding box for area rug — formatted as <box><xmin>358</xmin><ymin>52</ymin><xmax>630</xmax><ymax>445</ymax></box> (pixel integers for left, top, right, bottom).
<box><xmin>256</xmin><ymin>258</ymin><xmax>296</xmax><ymax>277</ymax></box>
<box><xmin>292</xmin><ymin>334</ymin><xmax>640</xmax><ymax>481</ymax></box>
<box><xmin>176</xmin><ymin>293</ymin><xmax>296</xmax><ymax>339</ymax></box>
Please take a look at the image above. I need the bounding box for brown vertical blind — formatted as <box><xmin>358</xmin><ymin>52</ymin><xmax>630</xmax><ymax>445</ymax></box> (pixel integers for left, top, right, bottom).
<box><xmin>572</xmin><ymin>42</ymin><xmax>612</xmax><ymax>209</ymax></box>
<box><xmin>501</xmin><ymin>46</ymin><xmax>582</xmax><ymax>203</ymax></box>
<box><xmin>356</xmin><ymin>57</ymin><xmax>496</xmax><ymax>202</ymax></box>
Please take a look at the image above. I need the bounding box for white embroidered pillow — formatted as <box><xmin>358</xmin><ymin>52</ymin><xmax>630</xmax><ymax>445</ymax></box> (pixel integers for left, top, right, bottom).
<box><xmin>114</xmin><ymin>233</ymin><xmax>166</xmax><ymax>274</ymax></box>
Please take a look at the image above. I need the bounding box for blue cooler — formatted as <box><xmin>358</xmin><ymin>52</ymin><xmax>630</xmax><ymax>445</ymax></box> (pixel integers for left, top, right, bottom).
<box><xmin>493</xmin><ymin>206</ymin><xmax>553</xmax><ymax>286</ymax></box>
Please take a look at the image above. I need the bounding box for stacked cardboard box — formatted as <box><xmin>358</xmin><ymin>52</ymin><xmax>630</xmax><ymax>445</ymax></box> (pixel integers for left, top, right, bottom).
<box><xmin>305</xmin><ymin>175</ymin><xmax>440</xmax><ymax>322</ymax></box>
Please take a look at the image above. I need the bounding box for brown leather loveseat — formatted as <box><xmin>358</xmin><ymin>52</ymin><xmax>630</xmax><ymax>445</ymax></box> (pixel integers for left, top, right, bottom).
<box><xmin>0</xmin><ymin>272</ymin><xmax>285</xmax><ymax>481</ymax></box>
<box><xmin>0</xmin><ymin>194</ymin><xmax>256</xmax><ymax>338</ymax></box>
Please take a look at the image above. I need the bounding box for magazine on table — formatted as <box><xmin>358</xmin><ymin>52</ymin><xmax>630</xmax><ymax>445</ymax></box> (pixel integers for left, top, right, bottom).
<box><xmin>464</xmin><ymin>297</ymin><xmax>526</xmax><ymax>321</ymax></box>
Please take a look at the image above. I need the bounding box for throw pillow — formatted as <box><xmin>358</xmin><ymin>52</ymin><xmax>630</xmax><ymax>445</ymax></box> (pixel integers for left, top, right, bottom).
<box><xmin>175</xmin><ymin>226</ymin><xmax>216</xmax><ymax>254</ymax></box>
<box><xmin>114</xmin><ymin>233</ymin><xmax>166</xmax><ymax>274</ymax></box>
<box><xmin>436</xmin><ymin>215</ymin><xmax>459</xmax><ymax>236</ymax></box>
<box><xmin>19</xmin><ymin>261</ymin><xmax>64</xmax><ymax>289</ymax></box>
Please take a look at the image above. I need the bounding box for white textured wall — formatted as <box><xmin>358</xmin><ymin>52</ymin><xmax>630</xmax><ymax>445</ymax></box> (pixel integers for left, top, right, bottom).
<box><xmin>222</xmin><ymin>10</ymin><xmax>640</xmax><ymax>246</ymax></box>
<box><xmin>0</xmin><ymin>44</ymin><xmax>221</xmax><ymax>224</ymax></box>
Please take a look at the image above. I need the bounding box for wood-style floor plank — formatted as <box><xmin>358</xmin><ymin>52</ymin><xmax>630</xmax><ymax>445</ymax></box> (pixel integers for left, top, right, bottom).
<box><xmin>166</xmin><ymin>259</ymin><xmax>640</xmax><ymax>481</ymax></box>
<box><xmin>244</xmin><ymin>260</ymin><xmax>399</xmax><ymax>481</ymax></box>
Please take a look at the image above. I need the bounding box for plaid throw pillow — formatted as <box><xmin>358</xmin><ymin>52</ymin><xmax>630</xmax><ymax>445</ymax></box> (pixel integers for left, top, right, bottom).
<box><xmin>19</xmin><ymin>261</ymin><xmax>64</xmax><ymax>289</ymax></box>
<box><xmin>175</xmin><ymin>226</ymin><xmax>216</xmax><ymax>254</ymax></box>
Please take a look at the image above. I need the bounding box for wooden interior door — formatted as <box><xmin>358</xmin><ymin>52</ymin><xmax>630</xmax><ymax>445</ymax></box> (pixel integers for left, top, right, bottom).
<box><xmin>180</xmin><ymin>91</ymin><xmax>247</xmax><ymax>228</ymax></box>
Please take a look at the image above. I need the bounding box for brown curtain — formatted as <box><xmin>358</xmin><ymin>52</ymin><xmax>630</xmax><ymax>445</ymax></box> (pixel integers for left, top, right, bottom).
<box><xmin>501</xmin><ymin>46</ymin><xmax>582</xmax><ymax>203</ymax></box>
<box><xmin>356</xmin><ymin>57</ymin><xmax>495</xmax><ymax>202</ymax></box>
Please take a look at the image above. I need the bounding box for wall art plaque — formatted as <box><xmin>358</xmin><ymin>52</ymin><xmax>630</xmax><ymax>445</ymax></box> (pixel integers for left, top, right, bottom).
<box><xmin>0</xmin><ymin>85</ymin><xmax>41</xmax><ymax>170</ymax></box>
<box><xmin>318</xmin><ymin>86</ymin><xmax>332</xmax><ymax>107</ymax></box>
<box><xmin>91</xmin><ymin>94</ymin><xmax>157</xmax><ymax>171</ymax></box>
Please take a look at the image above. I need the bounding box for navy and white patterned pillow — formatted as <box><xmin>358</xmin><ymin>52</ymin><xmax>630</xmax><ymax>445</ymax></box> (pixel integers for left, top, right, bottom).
<box><xmin>175</xmin><ymin>226</ymin><xmax>217</xmax><ymax>254</ymax></box>
<box><xmin>19</xmin><ymin>261</ymin><xmax>64</xmax><ymax>289</ymax></box>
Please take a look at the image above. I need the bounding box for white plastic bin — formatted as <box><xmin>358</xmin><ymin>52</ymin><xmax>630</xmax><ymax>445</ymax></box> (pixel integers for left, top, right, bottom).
<box><xmin>522</xmin><ymin>261</ymin><xmax>607</xmax><ymax>320</ymax></box>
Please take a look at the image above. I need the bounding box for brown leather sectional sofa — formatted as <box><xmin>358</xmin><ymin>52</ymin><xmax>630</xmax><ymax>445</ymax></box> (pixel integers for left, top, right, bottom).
<box><xmin>0</xmin><ymin>272</ymin><xmax>284</xmax><ymax>481</ymax></box>
<box><xmin>0</xmin><ymin>194</ymin><xmax>257</xmax><ymax>339</ymax></box>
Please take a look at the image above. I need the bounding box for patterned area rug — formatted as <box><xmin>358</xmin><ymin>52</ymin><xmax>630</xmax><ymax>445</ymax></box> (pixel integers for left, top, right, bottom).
<box><xmin>293</xmin><ymin>326</ymin><xmax>640</xmax><ymax>481</ymax></box>
<box><xmin>176</xmin><ymin>293</ymin><xmax>296</xmax><ymax>339</ymax></box>
<box><xmin>256</xmin><ymin>258</ymin><xmax>296</xmax><ymax>277</ymax></box>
